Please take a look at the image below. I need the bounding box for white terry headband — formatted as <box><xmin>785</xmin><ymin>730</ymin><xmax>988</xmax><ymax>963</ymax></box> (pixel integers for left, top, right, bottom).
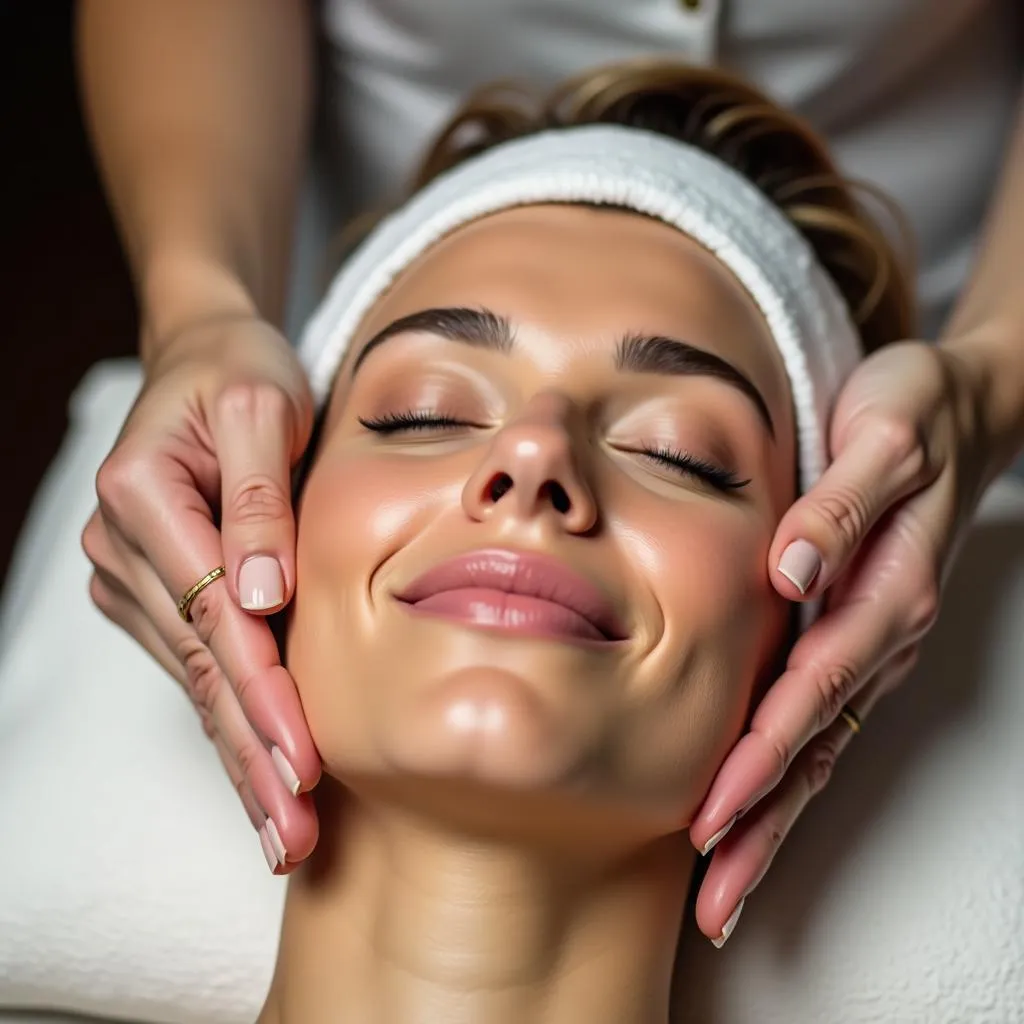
<box><xmin>298</xmin><ymin>123</ymin><xmax>862</xmax><ymax>495</ymax></box>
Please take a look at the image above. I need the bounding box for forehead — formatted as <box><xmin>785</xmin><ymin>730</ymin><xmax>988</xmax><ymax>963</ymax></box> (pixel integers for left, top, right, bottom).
<box><xmin>342</xmin><ymin>204</ymin><xmax>792</xmax><ymax>422</ymax></box>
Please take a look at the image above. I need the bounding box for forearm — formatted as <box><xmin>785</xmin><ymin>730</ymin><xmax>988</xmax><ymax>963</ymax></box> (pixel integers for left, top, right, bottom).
<box><xmin>941</xmin><ymin>90</ymin><xmax>1024</xmax><ymax>474</ymax></box>
<box><xmin>77</xmin><ymin>0</ymin><xmax>313</xmax><ymax>357</ymax></box>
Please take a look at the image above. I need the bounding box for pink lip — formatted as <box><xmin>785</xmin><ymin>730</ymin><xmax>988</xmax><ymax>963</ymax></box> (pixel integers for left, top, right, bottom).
<box><xmin>395</xmin><ymin>549</ymin><xmax>627</xmax><ymax>644</ymax></box>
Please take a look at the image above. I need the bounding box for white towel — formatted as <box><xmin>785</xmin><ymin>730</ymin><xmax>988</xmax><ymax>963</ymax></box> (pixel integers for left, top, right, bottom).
<box><xmin>298</xmin><ymin>124</ymin><xmax>862</xmax><ymax>496</ymax></box>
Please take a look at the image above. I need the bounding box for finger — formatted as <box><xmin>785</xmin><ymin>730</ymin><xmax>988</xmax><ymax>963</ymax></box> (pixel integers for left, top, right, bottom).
<box><xmin>88</xmin><ymin>562</ymin><xmax>316</xmax><ymax>864</ymax></box>
<box><xmin>211</xmin><ymin>731</ymin><xmax>306</xmax><ymax>876</ymax></box>
<box><xmin>105</xmin><ymin>529</ymin><xmax>320</xmax><ymax>862</ymax></box>
<box><xmin>211</xmin><ymin>730</ymin><xmax>266</xmax><ymax>831</ymax></box>
<box><xmin>100</xmin><ymin>451</ymin><xmax>321</xmax><ymax>796</ymax></box>
<box><xmin>690</xmin><ymin>605</ymin><xmax>893</xmax><ymax>851</ymax></box>
<box><xmin>693</xmin><ymin>652</ymin><xmax>915</xmax><ymax>943</ymax></box>
<box><xmin>90</xmin><ymin>529</ymin><xmax>318</xmax><ymax>859</ymax></box>
<box><xmin>84</xmin><ymin>511</ymin><xmax>186</xmax><ymax>684</ymax></box>
<box><xmin>88</xmin><ymin>569</ymin><xmax>185</xmax><ymax>684</ymax></box>
<box><xmin>213</xmin><ymin>383</ymin><xmax>305</xmax><ymax>615</ymax></box>
<box><xmin>692</xmin><ymin>478</ymin><xmax>947</xmax><ymax>853</ymax></box>
<box><xmin>770</xmin><ymin>412</ymin><xmax>929</xmax><ymax>599</ymax></box>
<box><xmin>688</xmin><ymin>503</ymin><xmax>937</xmax><ymax>856</ymax></box>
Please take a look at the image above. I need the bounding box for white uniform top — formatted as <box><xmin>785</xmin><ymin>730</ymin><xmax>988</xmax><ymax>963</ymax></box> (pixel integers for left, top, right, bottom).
<box><xmin>313</xmin><ymin>0</ymin><xmax>1021</xmax><ymax>339</ymax></box>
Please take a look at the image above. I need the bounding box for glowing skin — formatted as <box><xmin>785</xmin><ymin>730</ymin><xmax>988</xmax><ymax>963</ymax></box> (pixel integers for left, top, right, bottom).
<box><xmin>261</xmin><ymin>205</ymin><xmax>797</xmax><ymax>1024</ymax></box>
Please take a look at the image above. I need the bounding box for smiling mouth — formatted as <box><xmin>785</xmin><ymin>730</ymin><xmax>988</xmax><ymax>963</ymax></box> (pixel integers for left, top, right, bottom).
<box><xmin>394</xmin><ymin>548</ymin><xmax>627</xmax><ymax>645</ymax></box>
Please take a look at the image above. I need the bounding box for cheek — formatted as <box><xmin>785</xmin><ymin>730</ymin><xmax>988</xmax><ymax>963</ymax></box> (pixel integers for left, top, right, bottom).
<box><xmin>612</xmin><ymin>500</ymin><xmax>784</xmax><ymax>819</ymax></box>
<box><xmin>297</xmin><ymin>450</ymin><xmax>464</xmax><ymax>579</ymax></box>
<box><xmin>288</xmin><ymin>449</ymin><xmax>471</xmax><ymax>770</ymax></box>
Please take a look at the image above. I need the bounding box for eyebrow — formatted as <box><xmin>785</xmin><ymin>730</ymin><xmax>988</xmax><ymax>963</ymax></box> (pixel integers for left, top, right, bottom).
<box><xmin>351</xmin><ymin>307</ymin><xmax>513</xmax><ymax>373</ymax></box>
<box><xmin>615</xmin><ymin>333</ymin><xmax>774</xmax><ymax>437</ymax></box>
<box><xmin>351</xmin><ymin>305</ymin><xmax>773</xmax><ymax>436</ymax></box>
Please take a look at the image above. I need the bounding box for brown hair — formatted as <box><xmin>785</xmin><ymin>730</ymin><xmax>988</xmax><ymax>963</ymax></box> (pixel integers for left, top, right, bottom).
<box><xmin>397</xmin><ymin>60</ymin><xmax>915</xmax><ymax>353</ymax></box>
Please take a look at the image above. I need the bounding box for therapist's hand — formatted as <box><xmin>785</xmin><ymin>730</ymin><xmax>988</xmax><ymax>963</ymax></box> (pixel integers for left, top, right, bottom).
<box><xmin>82</xmin><ymin>313</ymin><xmax>321</xmax><ymax>873</ymax></box>
<box><xmin>689</xmin><ymin>338</ymin><xmax>997</xmax><ymax>946</ymax></box>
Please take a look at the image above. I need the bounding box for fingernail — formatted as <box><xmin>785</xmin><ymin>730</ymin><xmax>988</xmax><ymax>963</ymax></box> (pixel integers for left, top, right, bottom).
<box><xmin>258</xmin><ymin>825</ymin><xmax>279</xmax><ymax>872</ymax></box>
<box><xmin>712</xmin><ymin>897</ymin><xmax>745</xmax><ymax>949</ymax></box>
<box><xmin>777</xmin><ymin>540</ymin><xmax>822</xmax><ymax>594</ymax></box>
<box><xmin>265</xmin><ymin>817</ymin><xmax>287</xmax><ymax>865</ymax></box>
<box><xmin>272</xmin><ymin>745</ymin><xmax>302</xmax><ymax>796</ymax></box>
<box><xmin>700</xmin><ymin>814</ymin><xmax>737</xmax><ymax>856</ymax></box>
<box><xmin>239</xmin><ymin>555</ymin><xmax>284</xmax><ymax>611</ymax></box>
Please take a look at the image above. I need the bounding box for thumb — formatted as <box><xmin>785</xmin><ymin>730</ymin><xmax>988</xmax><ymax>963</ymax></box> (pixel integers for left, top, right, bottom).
<box><xmin>214</xmin><ymin>382</ymin><xmax>310</xmax><ymax>614</ymax></box>
<box><xmin>770</xmin><ymin>415</ymin><xmax>927</xmax><ymax>598</ymax></box>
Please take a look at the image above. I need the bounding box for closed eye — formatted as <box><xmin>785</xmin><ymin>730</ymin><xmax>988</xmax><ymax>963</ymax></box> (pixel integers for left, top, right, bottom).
<box><xmin>358</xmin><ymin>411</ymin><xmax>480</xmax><ymax>434</ymax></box>
<box><xmin>632</xmin><ymin>444</ymin><xmax>750</xmax><ymax>492</ymax></box>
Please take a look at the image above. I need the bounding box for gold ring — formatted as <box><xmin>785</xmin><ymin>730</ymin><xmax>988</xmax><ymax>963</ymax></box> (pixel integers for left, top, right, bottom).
<box><xmin>177</xmin><ymin>566</ymin><xmax>227</xmax><ymax>622</ymax></box>
<box><xmin>839</xmin><ymin>704</ymin><xmax>862</xmax><ymax>735</ymax></box>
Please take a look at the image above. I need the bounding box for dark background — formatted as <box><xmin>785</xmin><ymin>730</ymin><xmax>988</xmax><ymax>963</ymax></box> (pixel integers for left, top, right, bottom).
<box><xmin>2</xmin><ymin>2</ymin><xmax>137</xmax><ymax>585</ymax></box>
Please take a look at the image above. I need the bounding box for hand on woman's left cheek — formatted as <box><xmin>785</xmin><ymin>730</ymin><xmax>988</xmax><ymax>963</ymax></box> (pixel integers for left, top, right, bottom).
<box><xmin>683</xmin><ymin>339</ymin><xmax>989</xmax><ymax>945</ymax></box>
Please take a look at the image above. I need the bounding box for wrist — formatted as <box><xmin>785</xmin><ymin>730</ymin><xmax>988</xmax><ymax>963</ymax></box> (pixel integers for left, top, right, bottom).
<box><xmin>139</xmin><ymin>252</ymin><xmax>261</xmax><ymax>367</ymax></box>
<box><xmin>940</xmin><ymin>320</ymin><xmax>1024</xmax><ymax>479</ymax></box>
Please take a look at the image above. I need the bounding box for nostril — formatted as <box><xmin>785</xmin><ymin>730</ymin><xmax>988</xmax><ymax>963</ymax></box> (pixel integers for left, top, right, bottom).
<box><xmin>541</xmin><ymin>481</ymin><xmax>572</xmax><ymax>514</ymax></box>
<box><xmin>487</xmin><ymin>472</ymin><xmax>514</xmax><ymax>503</ymax></box>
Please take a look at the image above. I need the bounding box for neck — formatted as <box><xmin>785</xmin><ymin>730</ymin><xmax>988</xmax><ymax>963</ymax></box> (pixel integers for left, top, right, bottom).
<box><xmin>260</xmin><ymin>779</ymin><xmax>695</xmax><ymax>1024</ymax></box>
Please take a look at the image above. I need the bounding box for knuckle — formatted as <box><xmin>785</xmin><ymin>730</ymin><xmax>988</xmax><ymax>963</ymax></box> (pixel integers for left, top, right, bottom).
<box><xmin>188</xmin><ymin>586</ymin><xmax>225</xmax><ymax>647</ymax></box>
<box><xmin>868</xmin><ymin>412</ymin><xmax>922</xmax><ymax>474</ymax></box>
<box><xmin>94</xmin><ymin>449</ymin><xmax>147</xmax><ymax>524</ymax></box>
<box><xmin>228</xmin><ymin>662</ymin><xmax>261</xmax><ymax>709</ymax></box>
<box><xmin>177</xmin><ymin>635</ymin><xmax>221</xmax><ymax>711</ymax></box>
<box><xmin>225</xmin><ymin>476</ymin><xmax>291</xmax><ymax>528</ymax></box>
<box><xmin>813</xmin><ymin>662</ymin><xmax>859</xmax><ymax>730</ymax></box>
<box><xmin>234</xmin><ymin>740</ymin><xmax>261</xmax><ymax>779</ymax></box>
<box><xmin>88</xmin><ymin>573</ymin><xmax>118</xmax><ymax>621</ymax></box>
<box><xmin>904</xmin><ymin>579</ymin><xmax>940</xmax><ymax>638</ymax></box>
<box><xmin>881</xmin><ymin>645</ymin><xmax>921</xmax><ymax>695</ymax></box>
<box><xmin>811</xmin><ymin>488</ymin><xmax>871</xmax><ymax>552</ymax></box>
<box><xmin>80</xmin><ymin>515</ymin><xmax>108</xmax><ymax>571</ymax></box>
<box><xmin>199</xmin><ymin>711</ymin><xmax>218</xmax><ymax>741</ymax></box>
<box><xmin>805</xmin><ymin>738</ymin><xmax>842</xmax><ymax>797</ymax></box>
<box><xmin>217</xmin><ymin>381</ymin><xmax>291</xmax><ymax>425</ymax></box>
<box><xmin>901</xmin><ymin>643</ymin><xmax>922</xmax><ymax>676</ymax></box>
<box><xmin>767</xmin><ymin>731</ymin><xmax>796</xmax><ymax>775</ymax></box>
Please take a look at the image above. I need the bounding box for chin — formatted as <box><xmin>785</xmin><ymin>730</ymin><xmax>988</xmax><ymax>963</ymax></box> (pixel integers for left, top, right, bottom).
<box><xmin>373</xmin><ymin>664</ymin><xmax>610</xmax><ymax>791</ymax></box>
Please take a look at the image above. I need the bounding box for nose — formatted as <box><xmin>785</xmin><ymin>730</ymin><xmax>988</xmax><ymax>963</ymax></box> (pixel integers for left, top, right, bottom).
<box><xmin>461</xmin><ymin>393</ymin><xmax>598</xmax><ymax>534</ymax></box>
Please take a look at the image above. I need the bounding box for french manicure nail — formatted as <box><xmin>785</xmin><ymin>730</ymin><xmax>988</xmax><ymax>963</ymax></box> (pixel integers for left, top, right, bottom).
<box><xmin>258</xmin><ymin>825</ymin><xmax>278</xmax><ymax>872</ymax></box>
<box><xmin>265</xmin><ymin>817</ymin><xmax>287</xmax><ymax>865</ymax></box>
<box><xmin>700</xmin><ymin>814</ymin><xmax>737</xmax><ymax>856</ymax></box>
<box><xmin>272</xmin><ymin>745</ymin><xmax>301</xmax><ymax>796</ymax></box>
<box><xmin>712</xmin><ymin>897</ymin><xmax>745</xmax><ymax>949</ymax></box>
<box><xmin>239</xmin><ymin>555</ymin><xmax>284</xmax><ymax>611</ymax></box>
<box><xmin>777</xmin><ymin>539</ymin><xmax>821</xmax><ymax>594</ymax></box>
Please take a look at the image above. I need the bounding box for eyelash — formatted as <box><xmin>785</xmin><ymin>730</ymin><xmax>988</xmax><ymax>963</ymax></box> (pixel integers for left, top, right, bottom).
<box><xmin>635</xmin><ymin>445</ymin><xmax>750</xmax><ymax>491</ymax></box>
<box><xmin>357</xmin><ymin>410</ymin><xmax>473</xmax><ymax>433</ymax></box>
<box><xmin>358</xmin><ymin>411</ymin><xmax>749</xmax><ymax>492</ymax></box>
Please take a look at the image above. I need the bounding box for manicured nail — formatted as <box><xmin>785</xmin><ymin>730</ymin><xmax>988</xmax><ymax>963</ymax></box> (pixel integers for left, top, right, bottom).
<box><xmin>265</xmin><ymin>817</ymin><xmax>287</xmax><ymax>864</ymax></box>
<box><xmin>272</xmin><ymin>745</ymin><xmax>301</xmax><ymax>796</ymax></box>
<box><xmin>700</xmin><ymin>814</ymin><xmax>737</xmax><ymax>856</ymax></box>
<box><xmin>239</xmin><ymin>555</ymin><xmax>284</xmax><ymax>611</ymax></box>
<box><xmin>712</xmin><ymin>897</ymin><xmax>745</xmax><ymax>949</ymax></box>
<box><xmin>777</xmin><ymin>540</ymin><xmax>822</xmax><ymax>594</ymax></box>
<box><xmin>258</xmin><ymin>825</ymin><xmax>278</xmax><ymax>872</ymax></box>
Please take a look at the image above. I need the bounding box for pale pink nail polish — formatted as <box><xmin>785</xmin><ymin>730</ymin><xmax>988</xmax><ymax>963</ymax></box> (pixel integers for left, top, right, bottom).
<box><xmin>712</xmin><ymin>898</ymin><xmax>745</xmax><ymax>949</ymax></box>
<box><xmin>258</xmin><ymin>825</ymin><xmax>278</xmax><ymax>872</ymax></box>
<box><xmin>239</xmin><ymin>555</ymin><xmax>284</xmax><ymax>611</ymax></box>
<box><xmin>700</xmin><ymin>814</ymin><xmax>737</xmax><ymax>856</ymax></box>
<box><xmin>265</xmin><ymin>817</ymin><xmax>287</xmax><ymax>864</ymax></box>
<box><xmin>777</xmin><ymin>540</ymin><xmax>821</xmax><ymax>594</ymax></box>
<box><xmin>272</xmin><ymin>745</ymin><xmax>301</xmax><ymax>796</ymax></box>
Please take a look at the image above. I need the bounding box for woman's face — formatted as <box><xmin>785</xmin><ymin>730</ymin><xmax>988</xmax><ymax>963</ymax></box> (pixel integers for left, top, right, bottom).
<box><xmin>288</xmin><ymin>204</ymin><xmax>795</xmax><ymax>828</ymax></box>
